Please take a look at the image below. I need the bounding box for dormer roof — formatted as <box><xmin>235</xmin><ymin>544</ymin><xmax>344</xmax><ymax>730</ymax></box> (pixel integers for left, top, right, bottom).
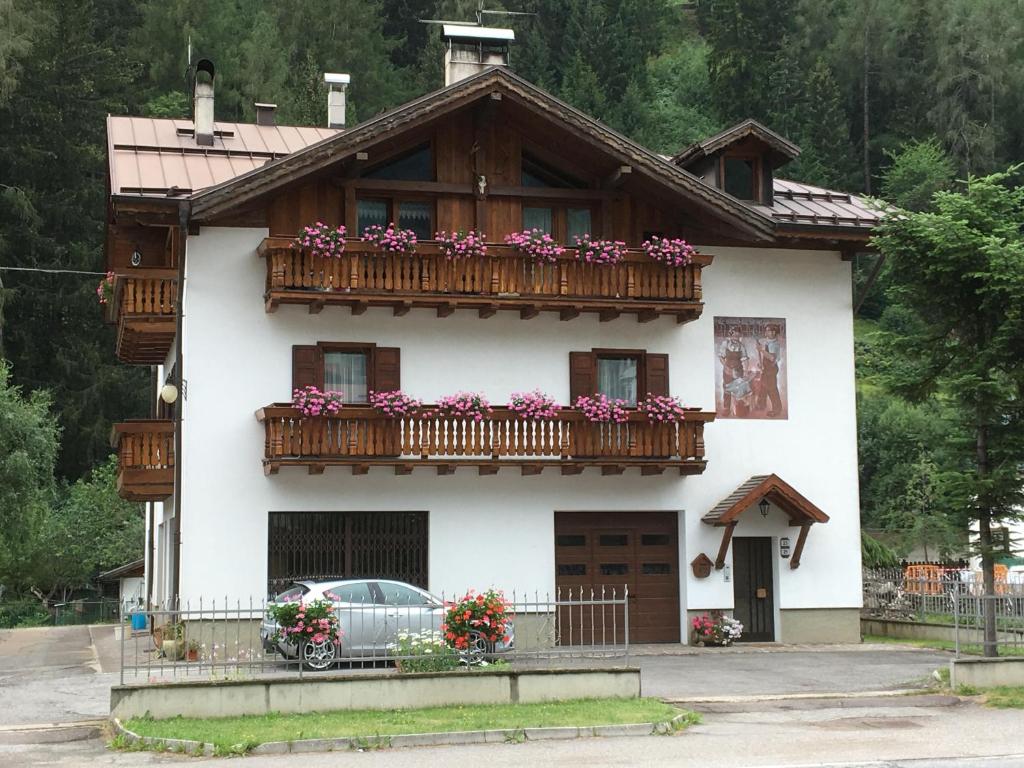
<box><xmin>673</xmin><ymin>118</ymin><xmax>800</xmax><ymax>170</ymax></box>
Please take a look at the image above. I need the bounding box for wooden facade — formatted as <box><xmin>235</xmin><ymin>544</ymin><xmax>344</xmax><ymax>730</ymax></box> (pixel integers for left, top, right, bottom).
<box><xmin>111</xmin><ymin>420</ymin><xmax>175</xmax><ymax>501</ymax></box>
<box><xmin>256</xmin><ymin>405</ymin><xmax>714</xmax><ymax>476</ymax></box>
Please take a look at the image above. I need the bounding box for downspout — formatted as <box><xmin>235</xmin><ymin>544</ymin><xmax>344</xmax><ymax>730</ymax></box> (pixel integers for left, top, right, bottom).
<box><xmin>146</xmin><ymin>370</ymin><xmax>156</xmax><ymax>609</ymax></box>
<box><xmin>171</xmin><ymin>200</ymin><xmax>189</xmax><ymax>603</ymax></box>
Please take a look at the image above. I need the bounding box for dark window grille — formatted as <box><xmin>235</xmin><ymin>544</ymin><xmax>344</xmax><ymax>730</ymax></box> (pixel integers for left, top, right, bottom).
<box><xmin>267</xmin><ymin>511</ymin><xmax>428</xmax><ymax>595</ymax></box>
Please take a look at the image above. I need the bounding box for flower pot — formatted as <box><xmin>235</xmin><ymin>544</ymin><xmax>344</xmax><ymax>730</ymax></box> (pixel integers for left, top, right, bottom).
<box><xmin>186</xmin><ymin>649</ymin><xmax>199</xmax><ymax>662</ymax></box>
<box><xmin>162</xmin><ymin>639</ymin><xmax>185</xmax><ymax>661</ymax></box>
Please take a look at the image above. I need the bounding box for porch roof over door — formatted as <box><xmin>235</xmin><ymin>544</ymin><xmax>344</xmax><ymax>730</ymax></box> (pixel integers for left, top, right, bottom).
<box><xmin>702</xmin><ymin>474</ymin><xmax>830</xmax><ymax>527</ymax></box>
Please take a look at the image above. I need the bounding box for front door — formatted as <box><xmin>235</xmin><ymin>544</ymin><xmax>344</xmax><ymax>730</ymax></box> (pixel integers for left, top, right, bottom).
<box><xmin>732</xmin><ymin>537</ymin><xmax>775</xmax><ymax>641</ymax></box>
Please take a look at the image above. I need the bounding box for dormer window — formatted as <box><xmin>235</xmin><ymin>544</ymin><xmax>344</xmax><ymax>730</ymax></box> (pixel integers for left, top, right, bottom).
<box><xmin>722</xmin><ymin>155</ymin><xmax>761</xmax><ymax>202</ymax></box>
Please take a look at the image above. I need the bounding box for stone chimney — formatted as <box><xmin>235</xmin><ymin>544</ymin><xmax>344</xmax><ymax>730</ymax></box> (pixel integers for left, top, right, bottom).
<box><xmin>324</xmin><ymin>73</ymin><xmax>350</xmax><ymax>129</ymax></box>
<box><xmin>192</xmin><ymin>59</ymin><xmax>215</xmax><ymax>146</ymax></box>
<box><xmin>442</xmin><ymin>25</ymin><xmax>514</xmax><ymax>86</ymax></box>
<box><xmin>254</xmin><ymin>103</ymin><xmax>277</xmax><ymax>126</ymax></box>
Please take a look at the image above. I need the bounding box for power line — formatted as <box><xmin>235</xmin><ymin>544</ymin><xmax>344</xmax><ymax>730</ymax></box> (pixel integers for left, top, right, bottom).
<box><xmin>0</xmin><ymin>266</ymin><xmax>108</xmax><ymax>276</ymax></box>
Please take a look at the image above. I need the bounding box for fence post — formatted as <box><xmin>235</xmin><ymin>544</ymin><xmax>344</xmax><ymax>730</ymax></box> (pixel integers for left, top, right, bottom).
<box><xmin>623</xmin><ymin>583</ymin><xmax>630</xmax><ymax>667</ymax></box>
<box><xmin>953</xmin><ymin>590</ymin><xmax>960</xmax><ymax>659</ymax></box>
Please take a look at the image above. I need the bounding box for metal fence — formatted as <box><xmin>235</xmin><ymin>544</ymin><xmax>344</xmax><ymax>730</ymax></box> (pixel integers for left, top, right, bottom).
<box><xmin>53</xmin><ymin>598</ymin><xmax>121</xmax><ymax>626</ymax></box>
<box><xmin>953</xmin><ymin>593</ymin><xmax>1024</xmax><ymax>658</ymax></box>
<box><xmin>120</xmin><ymin>586</ymin><xmax>629</xmax><ymax>685</ymax></box>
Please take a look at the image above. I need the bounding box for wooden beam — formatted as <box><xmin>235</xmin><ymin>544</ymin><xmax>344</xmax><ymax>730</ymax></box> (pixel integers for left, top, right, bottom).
<box><xmin>601</xmin><ymin>465</ymin><xmax>624</xmax><ymax>476</ymax></box>
<box><xmin>350</xmin><ymin>179</ymin><xmax>473</xmax><ymax>195</ymax></box>
<box><xmin>715</xmin><ymin>522</ymin><xmax>737</xmax><ymax>569</ymax></box>
<box><xmin>559</xmin><ymin>307</ymin><xmax>580</xmax><ymax>321</ymax></box>
<box><xmin>351</xmin><ymin>464</ymin><xmax>369</xmax><ymax>476</ymax></box>
<box><xmin>790</xmin><ymin>523</ymin><xmax>811</xmax><ymax>569</ymax></box>
<box><xmin>478</xmin><ymin>465</ymin><xmax>500</xmax><ymax>476</ymax></box>
<box><xmin>394</xmin><ymin>464</ymin><xmax>413</xmax><ymax>476</ymax></box>
<box><xmin>489</xmin><ymin>185</ymin><xmax>612</xmax><ymax>200</ymax></box>
<box><xmin>344</xmin><ymin>184</ymin><xmax>357</xmax><ymax>232</ymax></box>
<box><xmin>437</xmin><ymin>303</ymin><xmax>455</xmax><ymax>318</ymax></box>
<box><xmin>478</xmin><ymin>305</ymin><xmax>497</xmax><ymax>319</ymax></box>
<box><xmin>521</xmin><ymin>465</ymin><xmax>543</xmax><ymax>476</ymax></box>
<box><xmin>637</xmin><ymin>310</ymin><xmax>657</xmax><ymax>323</ymax></box>
<box><xmin>599</xmin><ymin>309</ymin><xmax>620</xmax><ymax>323</ymax></box>
<box><xmin>436</xmin><ymin>464</ymin><xmax>455</xmax><ymax>476</ymax></box>
<box><xmin>561</xmin><ymin>465</ymin><xmax>584</xmax><ymax>475</ymax></box>
<box><xmin>520</xmin><ymin>308</ymin><xmax>540</xmax><ymax>320</ymax></box>
<box><xmin>641</xmin><ymin>466</ymin><xmax>665</xmax><ymax>476</ymax></box>
<box><xmin>308</xmin><ymin>465</ymin><xmax>325</xmax><ymax>476</ymax></box>
<box><xmin>309</xmin><ymin>300</ymin><xmax>325</xmax><ymax>315</ymax></box>
<box><xmin>393</xmin><ymin>302</ymin><xmax>411</xmax><ymax>317</ymax></box>
<box><xmin>602</xmin><ymin>165</ymin><xmax>632</xmax><ymax>189</ymax></box>
<box><xmin>351</xmin><ymin>302</ymin><xmax>367</xmax><ymax>316</ymax></box>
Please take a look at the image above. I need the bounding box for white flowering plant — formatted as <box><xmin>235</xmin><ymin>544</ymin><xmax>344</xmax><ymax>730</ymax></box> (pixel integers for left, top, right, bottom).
<box><xmin>389</xmin><ymin>629</ymin><xmax>460</xmax><ymax>673</ymax></box>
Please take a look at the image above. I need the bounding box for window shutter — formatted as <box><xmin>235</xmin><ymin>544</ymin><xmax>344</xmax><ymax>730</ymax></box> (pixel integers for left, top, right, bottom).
<box><xmin>645</xmin><ymin>353</ymin><xmax>670</xmax><ymax>398</ymax></box>
<box><xmin>373</xmin><ymin>347</ymin><xmax>401</xmax><ymax>393</ymax></box>
<box><xmin>569</xmin><ymin>351</ymin><xmax>596</xmax><ymax>403</ymax></box>
<box><xmin>292</xmin><ymin>345</ymin><xmax>318</xmax><ymax>391</ymax></box>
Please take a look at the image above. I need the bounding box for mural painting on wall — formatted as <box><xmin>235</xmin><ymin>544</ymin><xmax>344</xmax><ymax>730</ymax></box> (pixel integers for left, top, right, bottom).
<box><xmin>714</xmin><ymin>317</ymin><xmax>788</xmax><ymax>420</ymax></box>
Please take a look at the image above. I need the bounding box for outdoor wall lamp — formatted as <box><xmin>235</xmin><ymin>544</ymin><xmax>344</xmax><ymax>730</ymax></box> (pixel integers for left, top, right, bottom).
<box><xmin>759</xmin><ymin>498</ymin><xmax>770</xmax><ymax>518</ymax></box>
<box><xmin>780</xmin><ymin>537</ymin><xmax>792</xmax><ymax>559</ymax></box>
<box><xmin>159</xmin><ymin>383</ymin><xmax>179</xmax><ymax>404</ymax></box>
<box><xmin>130</xmin><ymin>248</ymin><xmax>143</xmax><ymax>267</ymax></box>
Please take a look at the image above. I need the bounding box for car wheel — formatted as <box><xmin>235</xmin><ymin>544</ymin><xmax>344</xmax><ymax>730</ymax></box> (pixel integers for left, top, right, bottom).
<box><xmin>460</xmin><ymin>631</ymin><xmax>490</xmax><ymax>666</ymax></box>
<box><xmin>301</xmin><ymin>638</ymin><xmax>338</xmax><ymax>671</ymax></box>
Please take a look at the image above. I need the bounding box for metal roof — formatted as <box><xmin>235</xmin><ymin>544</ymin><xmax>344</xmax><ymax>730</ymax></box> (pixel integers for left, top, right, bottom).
<box><xmin>770</xmin><ymin>178</ymin><xmax>882</xmax><ymax>231</ymax></box>
<box><xmin>442</xmin><ymin>24</ymin><xmax>515</xmax><ymax>42</ymax></box>
<box><xmin>106</xmin><ymin>115</ymin><xmax>338</xmax><ymax>196</ymax></box>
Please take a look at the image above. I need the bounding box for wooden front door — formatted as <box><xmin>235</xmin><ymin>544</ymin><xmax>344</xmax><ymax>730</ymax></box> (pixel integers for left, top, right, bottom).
<box><xmin>732</xmin><ymin>537</ymin><xmax>775</xmax><ymax>641</ymax></box>
<box><xmin>554</xmin><ymin>511</ymin><xmax>680</xmax><ymax>643</ymax></box>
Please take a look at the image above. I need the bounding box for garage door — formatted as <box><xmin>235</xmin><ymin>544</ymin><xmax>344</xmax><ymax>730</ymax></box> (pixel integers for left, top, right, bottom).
<box><xmin>267</xmin><ymin>511</ymin><xmax>428</xmax><ymax>595</ymax></box>
<box><xmin>554</xmin><ymin>511</ymin><xmax>680</xmax><ymax>643</ymax></box>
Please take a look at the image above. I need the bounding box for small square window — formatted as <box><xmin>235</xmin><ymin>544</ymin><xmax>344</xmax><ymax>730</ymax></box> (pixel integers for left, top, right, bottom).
<box><xmin>596</xmin><ymin>356</ymin><xmax>639</xmax><ymax>406</ymax></box>
<box><xmin>357</xmin><ymin>199</ymin><xmax>388</xmax><ymax>234</ymax></box>
<box><xmin>397</xmin><ymin>201</ymin><xmax>433</xmax><ymax>241</ymax></box>
<box><xmin>567</xmin><ymin>208</ymin><xmax>592</xmax><ymax>241</ymax></box>
<box><xmin>724</xmin><ymin>157</ymin><xmax>758</xmax><ymax>201</ymax></box>
<box><xmin>324</xmin><ymin>350</ymin><xmax>368</xmax><ymax>403</ymax></box>
<box><xmin>523</xmin><ymin>206</ymin><xmax>553</xmax><ymax>234</ymax></box>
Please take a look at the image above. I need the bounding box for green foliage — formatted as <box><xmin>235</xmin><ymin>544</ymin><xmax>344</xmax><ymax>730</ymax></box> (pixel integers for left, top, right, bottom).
<box><xmin>881</xmin><ymin>138</ymin><xmax>956</xmax><ymax>212</ymax></box>
<box><xmin>860</xmin><ymin>531</ymin><xmax>899</xmax><ymax>568</ymax></box>
<box><xmin>0</xmin><ymin>597</ymin><xmax>50</xmax><ymax>628</ymax></box>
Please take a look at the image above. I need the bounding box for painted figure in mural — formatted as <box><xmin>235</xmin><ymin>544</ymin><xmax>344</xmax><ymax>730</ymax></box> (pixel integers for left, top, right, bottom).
<box><xmin>717</xmin><ymin>326</ymin><xmax>750</xmax><ymax>417</ymax></box>
<box><xmin>756</xmin><ymin>324</ymin><xmax>783</xmax><ymax>417</ymax></box>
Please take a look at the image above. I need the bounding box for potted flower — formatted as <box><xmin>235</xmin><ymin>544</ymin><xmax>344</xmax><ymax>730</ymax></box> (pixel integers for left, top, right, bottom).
<box><xmin>437</xmin><ymin>391</ymin><xmax>492</xmax><ymax>422</ymax></box>
<box><xmin>573</xmin><ymin>235</ymin><xmax>627</xmax><ymax>265</ymax></box>
<box><xmin>638</xmin><ymin>394</ymin><xmax>688</xmax><ymax>423</ymax></box>
<box><xmin>574</xmin><ymin>393</ymin><xmax>629</xmax><ymax>423</ymax></box>
<box><xmin>369</xmin><ymin>389</ymin><xmax>422</xmax><ymax>417</ymax></box>
<box><xmin>292</xmin><ymin>386</ymin><xmax>343</xmax><ymax>416</ymax></box>
<box><xmin>691</xmin><ymin>612</ymin><xmax>744</xmax><ymax>646</ymax></box>
<box><xmin>442</xmin><ymin>589</ymin><xmax>512</xmax><ymax>664</ymax></box>
<box><xmin>268</xmin><ymin>598</ymin><xmax>343</xmax><ymax>671</ymax></box>
<box><xmin>435</xmin><ymin>230</ymin><xmax>487</xmax><ymax>260</ymax></box>
<box><xmin>504</xmin><ymin>229</ymin><xmax>565</xmax><ymax>263</ymax></box>
<box><xmin>642</xmin><ymin>236</ymin><xmax>695</xmax><ymax>267</ymax></box>
<box><xmin>159</xmin><ymin>621</ymin><xmax>185</xmax><ymax>660</ymax></box>
<box><xmin>96</xmin><ymin>271</ymin><xmax>115</xmax><ymax>305</ymax></box>
<box><xmin>295</xmin><ymin>221</ymin><xmax>347</xmax><ymax>258</ymax></box>
<box><xmin>186</xmin><ymin>638</ymin><xmax>201</xmax><ymax>662</ymax></box>
<box><xmin>508</xmin><ymin>390</ymin><xmax>560</xmax><ymax>420</ymax></box>
<box><xmin>362</xmin><ymin>223</ymin><xmax>417</xmax><ymax>255</ymax></box>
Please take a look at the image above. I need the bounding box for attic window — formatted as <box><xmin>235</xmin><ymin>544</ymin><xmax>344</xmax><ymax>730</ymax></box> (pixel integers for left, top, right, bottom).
<box><xmin>364</xmin><ymin>144</ymin><xmax>434</xmax><ymax>181</ymax></box>
<box><xmin>722</xmin><ymin>155</ymin><xmax>761</xmax><ymax>201</ymax></box>
<box><xmin>522</xmin><ymin>153</ymin><xmax>584</xmax><ymax>189</ymax></box>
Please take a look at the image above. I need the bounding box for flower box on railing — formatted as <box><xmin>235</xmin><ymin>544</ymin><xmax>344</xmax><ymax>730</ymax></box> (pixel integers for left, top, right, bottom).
<box><xmin>255</xmin><ymin>404</ymin><xmax>714</xmax><ymax>476</ymax></box>
<box><xmin>257</xmin><ymin>237</ymin><xmax>712</xmax><ymax>323</ymax></box>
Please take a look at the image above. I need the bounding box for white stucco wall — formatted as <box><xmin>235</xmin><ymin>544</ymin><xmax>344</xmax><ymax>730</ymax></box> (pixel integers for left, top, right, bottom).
<box><xmin>176</xmin><ymin>227</ymin><xmax>862</xmax><ymax>625</ymax></box>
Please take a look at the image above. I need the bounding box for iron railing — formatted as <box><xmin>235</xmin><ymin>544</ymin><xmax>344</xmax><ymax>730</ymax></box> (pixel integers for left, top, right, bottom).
<box><xmin>120</xmin><ymin>586</ymin><xmax>629</xmax><ymax>685</ymax></box>
<box><xmin>952</xmin><ymin>593</ymin><xmax>1024</xmax><ymax>658</ymax></box>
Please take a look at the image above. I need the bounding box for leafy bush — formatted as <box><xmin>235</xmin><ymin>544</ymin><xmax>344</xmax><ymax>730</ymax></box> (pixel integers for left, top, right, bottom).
<box><xmin>0</xmin><ymin>598</ymin><xmax>50</xmax><ymax>628</ymax></box>
<box><xmin>389</xmin><ymin>629</ymin><xmax>459</xmax><ymax>673</ymax></box>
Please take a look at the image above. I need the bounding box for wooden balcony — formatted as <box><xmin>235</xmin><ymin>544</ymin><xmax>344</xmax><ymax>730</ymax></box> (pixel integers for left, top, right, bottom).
<box><xmin>111</xmin><ymin>420</ymin><xmax>175</xmax><ymax>501</ymax></box>
<box><xmin>256</xmin><ymin>405</ymin><xmax>714</xmax><ymax>476</ymax></box>
<box><xmin>258</xmin><ymin>238</ymin><xmax>711</xmax><ymax>323</ymax></box>
<box><xmin>105</xmin><ymin>270</ymin><xmax>177</xmax><ymax>364</ymax></box>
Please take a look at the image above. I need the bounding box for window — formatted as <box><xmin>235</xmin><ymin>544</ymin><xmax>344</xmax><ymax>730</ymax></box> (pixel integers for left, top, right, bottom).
<box><xmin>557</xmin><ymin>564</ymin><xmax>586</xmax><ymax>576</ymax></box>
<box><xmin>274</xmin><ymin>584</ymin><xmax>310</xmax><ymax>603</ymax></box>
<box><xmin>523</xmin><ymin>206</ymin><xmax>553</xmax><ymax>234</ymax></box>
<box><xmin>598</xmin><ymin>534</ymin><xmax>629</xmax><ymax>547</ymax></box>
<box><xmin>357</xmin><ymin>198</ymin><xmax>434</xmax><ymax>241</ymax></box>
<box><xmin>379</xmin><ymin>583</ymin><xmax>432</xmax><ymax>606</ymax></box>
<box><xmin>641</xmin><ymin>534</ymin><xmax>671</xmax><ymax>546</ymax></box>
<box><xmin>596</xmin><ymin>355</ymin><xmax>639</xmax><ymax>406</ymax></box>
<box><xmin>324</xmin><ymin>350</ymin><xmax>368</xmax><ymax>403</ymax></box>
<box><xmin>521</xmin><ymin>152</ymin><xmax>584</xmax><ymax>188</ymax></box>
<box><xmin>556</xmin><ymin>534</ymin><xmax>586</xmax><ymax>547</ymax></box>
<box><xmin>292</xmin><ymin>343</ymin><xmax>401</xmax><ymax>399</ymax></box>
<box><xmin>324</xmin><ymin>583</ymin><xmax>376</xmax><ymax>605</ymax></box>
<box><xmin>364</xmin><ymin>144</ymin><xmax>433</xmax><ymax>181</ymax></box>
<box><xmin>723</xmin><ymin>155</ymin><xmax>760</xmax><ymax>201</ymax></box>
<box><xmin>567</xmin><ymin>208</ymin><xmax>592</xmax><ymax>240</ymax></box>
<box><xmin>521</xmin><ymin>203</ymin><xmax>594</xmax><ymax>243</ymax></box>
<box><xmin>600</xmin><ymin>563</ymin><xmax>629</xmax><ymax>576</ymax></box>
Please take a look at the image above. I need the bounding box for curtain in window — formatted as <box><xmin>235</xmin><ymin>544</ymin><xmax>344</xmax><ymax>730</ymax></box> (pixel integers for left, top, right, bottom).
<box><xmin>324</xmin><ymin>352</ymin><xmax>368</xmax><ymax>403</ymax></box>
<box><xmin>357</xmin><ymin>200</ymin><xmax>388</xmax><ymax>234</ymax></box>
<box><xmin>523</xmin><ymin>207</ymin><xmax>553</xmax><ymax>235</ymax></box>
<box><xmin>398</xmin><ymin>201</ymin><xmax>432</xmax><ymax>240</ymax></box>
<box><xmin>597</xmin><ymin>357</ymin><xmax>638</xmax><ymax>406</ymax></box>
<box><xmin>567</xmin><ymin>208</ymin><xmax>592</xmax><ymax>241</ymax></box>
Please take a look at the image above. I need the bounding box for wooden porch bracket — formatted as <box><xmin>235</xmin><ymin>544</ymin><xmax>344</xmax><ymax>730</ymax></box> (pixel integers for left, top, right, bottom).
<box><xmin>790</xmin><ymin>522</ymin><xmax>812</xmax><ymax>569</ymax></box>
<box><xmin>715</xmin><ymin>522</ymin><xmax>737</xmax><ymax>569</ymax></box>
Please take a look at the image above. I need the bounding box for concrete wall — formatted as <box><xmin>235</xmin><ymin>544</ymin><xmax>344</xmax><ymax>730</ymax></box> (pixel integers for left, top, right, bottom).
<box><xmin>861</xmin><ymin>617</ymin><xmax>1020</xmax><ymax>647</ymax></box>
<box><xmin>110</xmin><ymin>668</ymin><xmax>641</xmax><ymax>720</ymax></box>
<box><xmin>950</xmin><ymin>657</ymin><xmax>1024</xmax><ymax>689</ymax></box>
<box><xmin>778</xmin><ymin>608</ymin><xmax>860</xmax><ymax>643</ymax></box>
<box><xmin>174</xmin><ymin>227</ymin><xmax>862</xmax><ymax>642</ymax></box>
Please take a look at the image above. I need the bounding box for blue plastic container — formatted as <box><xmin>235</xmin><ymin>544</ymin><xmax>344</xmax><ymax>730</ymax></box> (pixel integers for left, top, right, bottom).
<box><xmin>130</xmin><ymin>612</ymin><xmax>147</xmax><ymax>631</ymax></box>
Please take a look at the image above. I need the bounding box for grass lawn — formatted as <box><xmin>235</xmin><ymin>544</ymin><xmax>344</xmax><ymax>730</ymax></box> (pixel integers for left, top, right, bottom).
<box><xmin>983</xmin><ymin>687</ymin><xmax>1024</xmax><ymax>708</ymax></box>
<box><xmin>124</xmin><ymin>697</ymin><xmax>693</xmax><ymax>751</ymax></box>
<box><xmin>863</xmin><ymin>634</ymin><xmax>1024</xmax><ymax>657</ymax></box>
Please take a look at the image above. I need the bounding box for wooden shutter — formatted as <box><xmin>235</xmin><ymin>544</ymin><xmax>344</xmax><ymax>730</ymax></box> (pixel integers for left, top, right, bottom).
<box><xmin>292</xmin><ymin>345</ymin><xmax>319</xmax><ymax>391</ymax></box>
<box><xmin>373</xmin><ymin>347</ymin><xmax>401</xmax><ymax>393</ymax></box>
<box><xmin>645</xmin><ymin>353</ymin><xmax>670</xmax><ymax>397</ymax></box>
<box><xmin>569</xmin><ymin>351</ymin><xmax>596</xmax><ymax>403</ymax></box>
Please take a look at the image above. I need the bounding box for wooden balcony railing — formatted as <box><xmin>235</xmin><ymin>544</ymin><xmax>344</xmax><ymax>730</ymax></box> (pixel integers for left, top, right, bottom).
<box><xmin>111</xmin><ymin>420</ymin><xmax>175</xmax><ymax>501</ymax></box>
<box><xmin>105</xmin><ymin>269</ymin><xmax>178</xmax><ymax>364</ymax></box>
<box><xmin>256</xmin><ymin>405</ymin><xmax>714</xmax><ymax>476</ymax></box>
<box><xmin>258</xmin><ymin>238</ymin><xmax>711</xmax><ymax>323</ymax></box>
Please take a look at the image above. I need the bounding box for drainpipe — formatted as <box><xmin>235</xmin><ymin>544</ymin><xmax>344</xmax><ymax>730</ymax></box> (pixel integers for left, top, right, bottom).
<box><xmin>171</xmin><ymin>200</ymin><xmax>189</xmax><ymax>605</ymax></box>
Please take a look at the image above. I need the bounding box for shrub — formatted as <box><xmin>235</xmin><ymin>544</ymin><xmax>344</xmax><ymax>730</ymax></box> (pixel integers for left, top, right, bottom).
<box><xmin>0</xmin><ymin>598</ymin><xmax>50</xmax><ymax>628</ymax></box>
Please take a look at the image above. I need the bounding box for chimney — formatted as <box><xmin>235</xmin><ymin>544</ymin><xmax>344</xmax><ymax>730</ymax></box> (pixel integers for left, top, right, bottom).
<box><xmin>254</xmin><ymin>102</ymin><xmax>277</xmax><ymax>126</ymax></box>
<box><xmin>441</xmin><ymin>25</ymin><xmax>514</xmax><ymax>87</ymax></box>
<box><xmin>192</xmin><ymin>59</ymin><xmax>216</xmax><ymax>146</ymax></box>
<box><xmin>324</xmin><ymin>73</ymin><xmax>350</xmax><ymax>129</ymax></box>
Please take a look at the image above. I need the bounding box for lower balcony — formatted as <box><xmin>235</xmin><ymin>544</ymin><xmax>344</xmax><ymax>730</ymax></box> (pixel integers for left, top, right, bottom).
<box><xmin>256</xmin><ymin>406</ymin><xmax>714</xmax><ymax>476</ymax></box>
<box><xmin>259</xmin><ymin>238</ymin><xmax>711</xmax><ymax>324</ymax></box>
<box><xmin>111</xmin><ymin>420</ymin><xmax>175</xmax><ymax>501</ymax></box>
<box><xmin>105</xmin><ymin>270</ymin><xmax>178</xmax><ymax>364</ymax></box>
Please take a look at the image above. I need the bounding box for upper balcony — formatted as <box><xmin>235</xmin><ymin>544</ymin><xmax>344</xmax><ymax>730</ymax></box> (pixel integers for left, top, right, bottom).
<box><xmin>105</xmin><ymin>270</ymin><xmax>178</xmax><ymax>364</ymax></box>
<box><xmin>256</xmin><ymin>405</ymin><xmax>714</xmax><ymax>476</ymax></box>
<box><xmin>258</xmin><ymin>238</ymin><xmax>711</xmax><ymax>323</ymax></box>
<box><xmin>111</xmin><ymin>420</ymin><xmax>175</xmax><ymax>501</ymax></box>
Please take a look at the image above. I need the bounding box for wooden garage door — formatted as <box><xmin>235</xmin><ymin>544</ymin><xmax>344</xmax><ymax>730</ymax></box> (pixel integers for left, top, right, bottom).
<box><xmin>554</xmin><ymin>512</ymin><xmax>680</xmax><ymax>643</ymax></box>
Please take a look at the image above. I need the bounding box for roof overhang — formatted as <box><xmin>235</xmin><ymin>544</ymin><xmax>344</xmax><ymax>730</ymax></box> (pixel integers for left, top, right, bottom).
<box><xmin>703</xmin><ymin>474</ymin><xmax>830</xmax><ymax>527</ymax></box>
<box><xmin>98</xmin><ymin>559</ymin><xmax>145</xmax><ymax>581</ymax></box>
<box><xmin>673</xmin><ymin>119</ymin><xmax>800</xmax><ymax>170</ymax></box>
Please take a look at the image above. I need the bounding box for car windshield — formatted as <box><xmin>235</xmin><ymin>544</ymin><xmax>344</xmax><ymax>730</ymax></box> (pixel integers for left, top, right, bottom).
<box><xmin>273</xmin><ymin>584</ymin><xmax>309</xmax><ymax>603</ymax></box>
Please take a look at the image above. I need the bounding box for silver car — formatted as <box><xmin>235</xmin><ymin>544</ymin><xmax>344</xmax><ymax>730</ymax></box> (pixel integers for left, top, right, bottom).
<box><xmin>260</xmin><ymin>579</ymin><xmax>514</xmax><ymax>669</ymax></box>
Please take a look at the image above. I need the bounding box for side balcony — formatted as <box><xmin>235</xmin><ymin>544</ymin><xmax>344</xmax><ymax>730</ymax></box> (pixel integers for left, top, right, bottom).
<box><xmin>258</xmin><ymin>238</ymin><xmax>712</xmax><ymax>323</ymax></box>
<box><xmin>256</xmin><ymin>406</ymin><xmax>714</xmax><ymax>476</ymax></box>
<box><xmin>105</xmin><ymin>270</ymin><xmax>178</xmax><ymax>364</ymax></box>
<box><xmin>111</xmin><ymin>420</ymin><xmax>175</xmax><ymax>501</ymax></box>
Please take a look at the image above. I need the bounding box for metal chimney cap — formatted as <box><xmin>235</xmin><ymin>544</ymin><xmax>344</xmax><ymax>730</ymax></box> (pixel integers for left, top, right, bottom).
<box><xmin>254</xmin><ymin>102</ymin><xmax>277</xmax><ymax>108</ymax></box>
<box><xmin>324</xmin><ymin>73</ymin><xmax>351</xmax><ymax>85</ymax></box>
